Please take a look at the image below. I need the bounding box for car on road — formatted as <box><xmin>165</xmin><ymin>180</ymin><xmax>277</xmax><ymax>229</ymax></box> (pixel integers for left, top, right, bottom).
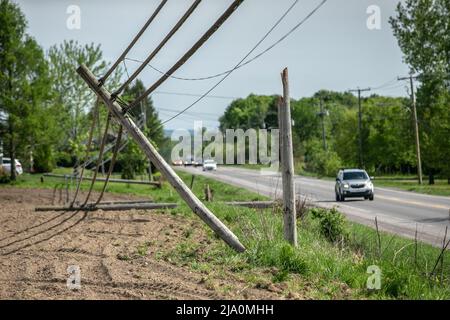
<box><xmin>202</xmin><ymin>159</ymin><xmax>217</xmax><ymax>171</ymax></box>
<box><xmin>183</xmin><ymin>156</ymin><xmax>199</xmax><ymax>167</ymax></box>
<box><xmin>172</xmin><ymin>159</ymin><xmax>183</xmax><ymax>166</ymax></box>
<box><xmin>1</xmin><ymin>157</ymin><xmax>23</xmax><ymax>176</ymax></box>
<box><xmin>335</xmin><ymin>168</ymin><xmax>374</xmax><ymax>202</ymax></box>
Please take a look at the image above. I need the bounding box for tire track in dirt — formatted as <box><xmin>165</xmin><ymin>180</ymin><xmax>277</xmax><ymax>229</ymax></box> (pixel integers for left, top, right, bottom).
<box><xmin>0</xmin><ymin>213</ymin><xmax>66</xmax><ymax>243</ymax></box>
<box><xmin>0</xmin><ymin>188</ymin><xmax>282</xmax><ymax>300</ymax></box>
<box><xmin>0</xmin><ymin>277</ymin><xmax>219</xmax><ymax>300</ymax></box>
<box><xmin>0</xmin><ymin>211</ymin><xmax>88</xmax><ymax>256</ymax></box>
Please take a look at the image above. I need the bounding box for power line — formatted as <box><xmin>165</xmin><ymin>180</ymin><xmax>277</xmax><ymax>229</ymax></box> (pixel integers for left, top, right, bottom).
<box><xmin>157</xmin><ymin>106</ymin><xmax>221</xmax><ymax>118</ymax></box>
<box><xmin>113</xmin><ymin>0</ymin><xmax>202</xmax><ymax>96</ymax></box>
<box><xmin>126</xmin><ymin>0</ymin><xmax>327</xmax><ymax>83</ymax></box>
<box><xmin>125</xmin><ymin>0</ymin><xmax>246</xmax><ymax>111</ymax></box>
<box><xmin>159</xmin><ymin>0</ymin><xmax>328</xmax><ymax>126</ymax></box>
<box><xmin>152</xmin><ymin>91</ymin><xmax>238</xmax><ymax>100</ymax></box>
<box><xmin>349</xmin><ymin>87</ymin><xmax>371</xmax><ymax>168</ymax></box>
<box><xmin>370</xmin><ymin>78</ymin><xmax>397</xmax><ymax>90</ymax></box>
<box><xmin>100</xmin><ymin>0</ymin><xmax>167</xmax><ymax>85</ymax></box>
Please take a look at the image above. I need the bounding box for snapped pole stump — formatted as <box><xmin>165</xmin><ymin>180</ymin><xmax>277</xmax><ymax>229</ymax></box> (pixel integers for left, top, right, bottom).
<box><xmin>279</xmin><ymin>67</ymin><xmax>297</xmax><ymax>247</ymax></box>
<box><xmin>77</xmin><ymin>64</ymin><xmax>245</xmax><ymax>253</ymax></box>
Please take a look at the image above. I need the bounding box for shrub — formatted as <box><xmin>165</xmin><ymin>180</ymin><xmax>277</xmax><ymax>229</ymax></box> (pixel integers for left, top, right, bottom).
<box><xmin>33</xmin><ymin>144</ymin><xmax>55</xmax><ymax>173</ymax></box>
<box><xmin>117</xmin><ymin>141</ymin><xmax>147</xmax><ymax>180</ymax></box>
<box><xmin>277</xmin><ymin>243</ymin><xmax>308</xmax><ymax>274</ymax></box>
<box><xmin>304</xmin><ymin>140</ymin><xmax>343</xmax><ymax>177</ymax></box>
<box><xmin>55</xmin><ymin>151</ymin><xmax>76</xmax><ymax>167</ymax></box>
<box><xmin>310</xmin><ymin>207</ymin><xmax>348</xmax><ymax>243</ymax></box>
<box><xmin>0</xmin><ymin>166</ymin><xmax>11</xmax><ymax>184</ymax></box>
<box><xmin>254</xmin><ymin>242</ymin><xmax>308</xmax><ymax>276</ymax></box>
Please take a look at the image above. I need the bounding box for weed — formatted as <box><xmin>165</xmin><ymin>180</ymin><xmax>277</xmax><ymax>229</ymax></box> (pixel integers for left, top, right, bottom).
<box><xmin>310</xmin><ymin>207</ymin><xmax>349</xmax><ymax>243</ymax></box>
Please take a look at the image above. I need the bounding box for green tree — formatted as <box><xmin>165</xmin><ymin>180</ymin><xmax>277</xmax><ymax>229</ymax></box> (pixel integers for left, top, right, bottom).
<box><xmin>0</xmin><ymin>0</ymin><xmax>57</xmax><ymax>179</ymax></box>
<box><xmin>116</xmin><ymin>79</ymin><xmax>167</xmax><ymax>179</ymax></box>
<box><xmin>122</xmin><ymin>79</ymin><xmax>166</xmax><ymax>146</ymax></box>
<box><xmin>48</xmin><ymin>40</ymin><xmax>122</xmax><ymax>166</ymax></box>
<box><xmin>219</xmin><ymin>94</ymin><xmax>276</xmax><ymax>131</ymax></box>
<box><xmin>390</xmin><ymin>0</ymin><xmax>450</xmax><ymax>183</ymax></box>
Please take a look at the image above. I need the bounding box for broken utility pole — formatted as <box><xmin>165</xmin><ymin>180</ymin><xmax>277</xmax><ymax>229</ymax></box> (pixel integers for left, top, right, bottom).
<box><xmin>77</xmin><ymin>64</ymin><xmax>245</xmax><ymax>253</ymax></box>
<box><xmin>279</xmin><ymin>68</ymin><xmax>297</xmax><ymax>247</ymax></box>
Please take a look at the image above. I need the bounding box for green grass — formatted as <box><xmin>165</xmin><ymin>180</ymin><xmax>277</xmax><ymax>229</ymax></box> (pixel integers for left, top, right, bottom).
<box><xmin>373</xmin><ymin>178</ymin><xmax>450</xmax><ymax>197</ymax></box>
<box><xmin>187</xmin><ymin>203</ymin><xmax>450</xmax><ymax>299</ymax></box>
<box><xmin>1</xmin><ymin>167</ymin><xmax>449</xmax><ymax>299</ymax></box>
<box><xmin>1</xmin><ymin>167</ymin><xmax>265</xmax><ymax>206</ymax></box>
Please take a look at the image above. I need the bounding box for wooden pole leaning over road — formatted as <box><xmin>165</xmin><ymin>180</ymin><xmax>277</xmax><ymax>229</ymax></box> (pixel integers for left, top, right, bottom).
<box><xmin>77</xmin><ymin>64</ymin><xmax>245</xmax><ymax>253</ymax></box>
<box><xmin>279</xmin><ymin>68</ymin><xmax>297</xmax><ymax>247</ymax></box>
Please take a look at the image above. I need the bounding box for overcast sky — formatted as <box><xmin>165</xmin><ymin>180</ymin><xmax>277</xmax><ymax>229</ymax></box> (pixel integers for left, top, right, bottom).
<box><xmin>14</xmin><ymin>0</ymin><xmax>410</xmax><ymax>129</ymax></box>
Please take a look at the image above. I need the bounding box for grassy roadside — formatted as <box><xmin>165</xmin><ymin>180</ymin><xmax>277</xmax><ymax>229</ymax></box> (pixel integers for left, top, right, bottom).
<box><xmin>225</xmin><ymin>164</ymin><xmax>450</xmax><ymax>197</ymax></box>
<box><xmin>374</xmin><ymin>178</ymin><xmax>450</xmax><ymax>197</ymax></box>
<box><xmin>1</xmin><ymin>169</ymin><xmax>449</xmax><ymax>299</ymax></box>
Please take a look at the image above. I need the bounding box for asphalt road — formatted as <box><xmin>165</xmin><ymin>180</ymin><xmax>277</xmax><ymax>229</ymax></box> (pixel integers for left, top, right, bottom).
<box><xmin>178</xmin><ymin>166</ymin><xmax>450</xmax><ymax>247</ymax></box>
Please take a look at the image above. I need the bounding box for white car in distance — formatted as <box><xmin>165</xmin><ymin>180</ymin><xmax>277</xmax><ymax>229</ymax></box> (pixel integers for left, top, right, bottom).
<box><xmin>202</xmin><ymin>159</ymin><xmax>217</xmax><ymax>171</ymax></box>
<box><xmin>1</xmin><ymin>157</ymin><xmax>23</xmax><ymax>175</ymax></box>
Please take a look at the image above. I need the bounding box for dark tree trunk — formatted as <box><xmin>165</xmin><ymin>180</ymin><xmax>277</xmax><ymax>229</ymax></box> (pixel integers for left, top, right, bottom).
<box><xmin>428</xmin><ymin>171</ymin><xmax>435</xmax><ymax>185</ymax></box>
<box><xmin>447</xmin><ymin>177</ymin><xmax>450</xmax><ymax>185</ymax></box>
<box><xmin>9</xmin><ymin>120</ymin><xmax>16</xmax><ymax>181</ymax></box>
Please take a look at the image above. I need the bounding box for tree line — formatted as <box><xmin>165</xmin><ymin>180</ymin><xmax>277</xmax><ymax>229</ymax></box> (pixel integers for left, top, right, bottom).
<box><xmin>219</xmin><ymin>0</ymin><xmax>450</xmax><ymax>183</ymax></box>
<box><xmin>0</xmin><ymin>0</ymin><xmax>167</xmax><ymax>181</ymax></box>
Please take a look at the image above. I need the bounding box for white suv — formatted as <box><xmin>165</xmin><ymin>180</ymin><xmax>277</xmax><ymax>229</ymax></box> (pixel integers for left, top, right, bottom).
<box><xmin>335</xmin><ymin>169</ymin><xmax>374</xmax><ymax>202</ymax></box>
<box><xmin>202</xmin><ymin>159</ymin><xmax>217</xmax><ymax>171</ymax></box>
<box><xmin>1</xmin><ymin>157</ymin><xmax>23</xmax><ymax>175</ymax></box>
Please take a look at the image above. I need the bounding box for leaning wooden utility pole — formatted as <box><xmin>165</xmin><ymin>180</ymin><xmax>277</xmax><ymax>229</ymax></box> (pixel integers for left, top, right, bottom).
<box><xmin>77</xmin><ymin>64</ymin><xmax>245</xmax><ymax>253</ymax></box>
<box><xmin>279</xmin><ymin>68</ymin><xmax>297</xmax><ymax>247</ymax></box>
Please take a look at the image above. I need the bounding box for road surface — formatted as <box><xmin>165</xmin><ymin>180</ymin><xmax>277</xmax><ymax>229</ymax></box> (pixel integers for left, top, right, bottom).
<box><xmin>178</xmin><ymin>166</ymin><xmax>450</xmax><ymax>247</ymax></box>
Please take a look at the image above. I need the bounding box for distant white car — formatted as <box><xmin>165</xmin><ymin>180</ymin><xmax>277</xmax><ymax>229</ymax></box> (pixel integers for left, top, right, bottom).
<box><xmin>1</xmin><ymin>157</ymin><xmax>23</xmax><ymax>175</ymax></box>
<box><xmin>202</xmin><ymin>159</ymin><xmax>217</xmax><ymax>171</ymax></box>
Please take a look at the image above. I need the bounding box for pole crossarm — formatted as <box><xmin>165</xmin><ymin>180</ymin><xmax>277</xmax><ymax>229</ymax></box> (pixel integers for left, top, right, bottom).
<box><xmin>77</xmin><ymin>64</ymin><xmax>245</xmax><ymax>253</ymax></box>
<box><xmin>99</xmin><ymin>0</ymin><xmax>168</xmax><ymax>85</ymax></box>
<box><xmin>125</xmin><ymin>0</ymin><xmax>245</xmax><ymax>112</ymax></box>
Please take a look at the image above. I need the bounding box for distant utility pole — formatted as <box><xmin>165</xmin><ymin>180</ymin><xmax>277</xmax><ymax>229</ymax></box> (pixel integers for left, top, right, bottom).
<box><xmin>398</xmin><ymin>74</ymin><xmax>423</xmax><ymax>185</ymax></box>
<box><xmin>317</xmin><ymin>98</ymin><xmax>328</xmax><ymax>151</ymax></box>
<box><xmin>349</xmin><ymin>87</ymin><xmax>371</xmax><ymax>168</ymax></box>
<box><xmin>279</xmin><ymin>68</ymin><xmax>297</xmax><ymax>247</ymax></box>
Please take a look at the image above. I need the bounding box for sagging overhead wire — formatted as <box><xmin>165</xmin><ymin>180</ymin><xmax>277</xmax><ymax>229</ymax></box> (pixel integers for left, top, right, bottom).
<box><xmin>152</xmin><ymin>91</ymin><xmax>239</xmax><ymax>100</ymax></box>
<box><xmin>70</xmin><ymin>97</ymin><xmax>100</xmax><ymax>208</ymax></box>
<box><xmin>158</xmin><ymin>0</ymin><xmax>329</xmax><ymax>127</ymax></box>
<box><xmin>123</xmin><ymin>0</ymin><xmax>246</xmax><ymax>112</ymax></box>
<box><xmin>125</xmin><ymin>0</ymin><xmax>327</xmax><ymax>83</ymax></box>
<box><xmin>99</xmin><ymin>0</ymin><xmax>168</xmax><ymax>85</ymax></box>
<box><xmin>113</xmin><ymin>0</ymin><xmax>203</xmax><ymax>97</ymax></box>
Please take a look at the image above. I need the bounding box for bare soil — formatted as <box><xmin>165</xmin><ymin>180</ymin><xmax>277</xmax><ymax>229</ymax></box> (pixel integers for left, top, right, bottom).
<box><xmin>0</xmin><ymin>188</ymin><xmax>281</xmax><ymax>300</ymax></box>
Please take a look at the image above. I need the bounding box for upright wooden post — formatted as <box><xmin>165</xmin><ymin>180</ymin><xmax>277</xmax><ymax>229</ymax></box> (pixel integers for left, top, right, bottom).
<box><xmin>77</xmin><ymin>64</ymin><xmax>245</xmax><ymax>253</ymax></box>
<box><xmin>279</xmin><ymin>68</ymin><xmax>297</xmax><ymax>247</ymax></box>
